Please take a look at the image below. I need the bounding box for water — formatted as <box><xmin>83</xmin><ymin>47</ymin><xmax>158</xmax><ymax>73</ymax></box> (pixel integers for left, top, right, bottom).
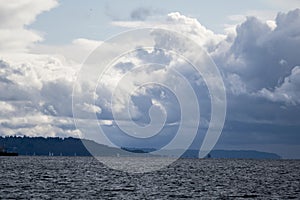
<box><xmin>0</xmin><ymin>157</ymin><xmax>299</xmax><ymax>199</ymax></box>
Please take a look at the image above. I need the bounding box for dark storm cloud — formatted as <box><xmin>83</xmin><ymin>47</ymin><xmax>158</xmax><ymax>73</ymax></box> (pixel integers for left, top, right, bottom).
<box><xmin>215</xmin><ymin>9</ymin><xmax>300</xmax><ymax>93</ymax></box>
<box><xmin>208</xmin><ymin>9</ymin><xmax>300</xmax><ymax>157</ymax></box>
<box><xmin>40</xmin><ymin>79</ymin><xmax>73</xmax><ymax>117</ymax></box>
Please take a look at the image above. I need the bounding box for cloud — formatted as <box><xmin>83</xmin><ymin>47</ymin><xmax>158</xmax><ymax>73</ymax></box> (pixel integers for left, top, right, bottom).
<box><xmin>205</xmin><ymin>9</ymin><xmax>300</xmax><ymax>157</ymax></box>
<box><xmin>0</xmin><ymin>56</ymin><xmax>78</xmax><ymax>137</ymax></box>
<box><xmin>31</xmin><ymin>38</ymin><xmax>102</xmax><ymax>64</ymax></box>
<box><xmin>208</xmin><ymin>9</ymin><xmax>300</xmax><ymax>128</ymax></box>
<box><xmin>0</xmin><ymin>116</ymin><xmax>81</xmax><ymax>138</ymax></box>
<box><xmin>0</xmin><ymin>101</ymin><xmax>15</xmax><ymax>115</ymax></box>
<box><xmin>214</xmin><ymin>9</ymin><xmax>300</xmax><ymax>95</ymax></box>
<box><xmin>130</xmin><ymin>7</ymin><xmax>162</xmax><ymax>21</ymax></box>
<box><xmin>0</xmin><ymin>0</ymin><xmax>58</xmax><ymax>28</ymax></box>
<box><xmin>0</xmin><ymin>29</ymin><xmax>43</xmax><ymax>53</ymax></box>
<box><xmin>165</xmin><ymin>12</ymin><xmax>226</xmax><ymax>52</ymax></box>
<box><xmin>0</xmin><ymin>0</ymin><xmax>58</xmax><ymax>52</ymax></box>
<box><xmin>40</xmin><ymin>79</ymin><xmax>74</xmax><ymax>117</ymax></box>
<box><xmin>112</xmin><ymin>12</ymin><xmax>225</xmax><ymax>53</ymax></box>
<box><xmin>258</xmin><ymin>66</ymin><xmax>300</xmax><ymax>105</ymax></box>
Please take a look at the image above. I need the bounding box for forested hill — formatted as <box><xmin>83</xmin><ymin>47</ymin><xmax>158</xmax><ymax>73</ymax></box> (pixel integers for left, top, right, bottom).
<box><xmin>0</xmin><ymin>136</ymin><xmax>131</xmax><ymax>156</ymax></box>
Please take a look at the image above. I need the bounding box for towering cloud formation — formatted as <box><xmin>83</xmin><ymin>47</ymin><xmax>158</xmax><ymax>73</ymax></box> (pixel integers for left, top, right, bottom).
<box><xmin>216</xmin><ymin>9</ymin><xmax>300</xmax><ymax>100</ymax></box>
<box><xmin>109</xmin><ymin>9</ymin><xmax>300</xmax><ymax>157</ymax></box>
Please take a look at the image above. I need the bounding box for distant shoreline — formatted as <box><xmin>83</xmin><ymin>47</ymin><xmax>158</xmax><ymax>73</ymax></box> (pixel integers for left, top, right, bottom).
<box><xmin>0</xmin><ymin>136</ymin><xmax>281</xmax><ymax>159</ymax></box>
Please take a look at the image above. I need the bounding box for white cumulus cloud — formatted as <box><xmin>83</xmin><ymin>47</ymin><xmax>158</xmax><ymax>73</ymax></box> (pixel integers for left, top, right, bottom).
<box><xmin>0</xmin><ymin>0</ymin><xmax>58</xmax><ymax>52</ymax></box>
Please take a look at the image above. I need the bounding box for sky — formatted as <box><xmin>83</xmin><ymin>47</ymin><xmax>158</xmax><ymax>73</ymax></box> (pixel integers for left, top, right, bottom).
<box><xmin>0</xmin><ymin>0</ymin><xmax>300</xmax><ymax>158</ymax></box>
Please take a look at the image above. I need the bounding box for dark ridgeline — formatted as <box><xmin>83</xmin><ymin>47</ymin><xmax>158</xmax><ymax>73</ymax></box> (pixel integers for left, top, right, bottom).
<box><xmin>0</xmin><ymin>136</ymin><xmax>281</xmax><ymax>159</ymax></box>
<box><xmin>181</xmin><ymin>149</ymin><xmax>281</xmax><ymax>159</ymax></box>
<box><xmin>0</xmin><ymin>136</ymin><xmax>132</xmax><ymax>157</ymax></box>
<box><xmin>0</xmin><ymin>136</ymin><xmax>87</xmax><ymax>156</ymax></box>
<box><xmin>208</xmin><ymin>150</ymin><xmax>281</xmax><ymax>159</ymax></box>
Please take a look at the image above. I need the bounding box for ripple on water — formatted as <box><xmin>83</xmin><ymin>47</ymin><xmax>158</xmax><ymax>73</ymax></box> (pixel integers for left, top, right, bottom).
<box><xmin>0</xmin><ymin>157</ymin><xmax>299</xmax><ymax>199</ymax></box>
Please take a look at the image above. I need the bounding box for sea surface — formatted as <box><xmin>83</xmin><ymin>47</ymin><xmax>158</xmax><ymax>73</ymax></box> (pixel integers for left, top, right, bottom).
<box><xmin>0</xmin><ymin>157</ymin><xmax>299</xmax><ymax>199</ymax></box>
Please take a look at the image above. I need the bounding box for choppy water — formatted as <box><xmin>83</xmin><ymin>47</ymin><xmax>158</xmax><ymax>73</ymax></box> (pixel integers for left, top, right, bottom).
<box><xmin>0</xmin><ymin>157</ymin><xmax>299</xmax><ymax>199</ymax></box>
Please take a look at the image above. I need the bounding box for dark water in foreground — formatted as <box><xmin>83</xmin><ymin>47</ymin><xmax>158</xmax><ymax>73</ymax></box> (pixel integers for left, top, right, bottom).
<box><xmin>0</xmin><ymin>157</ymin><xmax>299</xmax><ymax>199</ymax></box>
